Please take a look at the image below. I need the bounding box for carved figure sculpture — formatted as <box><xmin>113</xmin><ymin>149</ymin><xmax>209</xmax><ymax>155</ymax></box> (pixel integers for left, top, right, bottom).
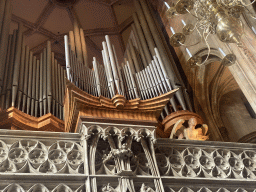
<box><xmin>102</xmin><ymin>183</ymin><xmax>116</xmax><ymax>192</ymax></box>
<box><xmin>170</xmin><ymin>117</ymin><xmax>209</xmax><ymax>141</ymax></box>
<box><xmin>140</xmin><ymin>183</ymin><xmax>155</xmax><ymax>192</ymax></box>
<box><xmin>103</xmin><ymin>143</ymin><xmax>133</xmax><ymax>163</ymax></box>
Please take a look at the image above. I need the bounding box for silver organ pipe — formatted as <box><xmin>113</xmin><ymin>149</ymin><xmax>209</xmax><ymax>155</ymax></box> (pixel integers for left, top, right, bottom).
<box><xmin>6</xmin><ymin>30</ymin><xmax>17</xmax><ymax>109</ymax></box>
<box><xmin>1</xmin><ymin>35</ymin><xmax>12</xmax><ymax>110</ymax></box>
<box><xmin>61</xmin><ymin>0</ymin><xmax>194</xmax><ymax>121</ymax></box>
<box><xmin>17</xmin><ymin>36</ymin><xmax>26</xmax><ymax>110</ymax></box>
<box><xmin>51</xmin><ymin>53</ymin><xmax>56</xmax><ymax>116</ymax></box>
<box><xmin>1</xmin><ymin>0</ymin><xmax>195</xmax><ymax>124</ymax></box>
<box><xmin>0</xmin><ymin>18</ymin><xmax>66</xmax><ymax>120</ymax></box>
<box><xmin>0</xmin><ymin>0</ymin><xmax>12</xmax><ymax>94</ymax></box>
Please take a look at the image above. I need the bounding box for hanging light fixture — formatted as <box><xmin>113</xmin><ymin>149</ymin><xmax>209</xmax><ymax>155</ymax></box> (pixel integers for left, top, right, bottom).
<box><xmin>164</xmin><ymin>0</ymin><xmax>256</xmax><ymax>66</ymax></box>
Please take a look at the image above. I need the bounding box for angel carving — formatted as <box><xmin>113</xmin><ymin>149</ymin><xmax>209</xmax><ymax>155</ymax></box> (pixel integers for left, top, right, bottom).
<box><xmin>170</xmin><ymin>117</ymin><xmax>209</xmax><ymax>141</ymax></box>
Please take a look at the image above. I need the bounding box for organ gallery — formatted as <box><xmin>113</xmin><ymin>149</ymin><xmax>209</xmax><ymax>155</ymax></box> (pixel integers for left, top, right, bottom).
<box><xmin>0</xmin><ymin>0</ymin><xmax>256</xmax><ymax>191</ymax></box>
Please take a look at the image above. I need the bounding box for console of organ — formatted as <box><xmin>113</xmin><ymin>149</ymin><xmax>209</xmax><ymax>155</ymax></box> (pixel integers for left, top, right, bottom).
<box><xmin>0</xmin><ymin>2</ymin><xmax>66</xmax><ymax>120</ymax></box>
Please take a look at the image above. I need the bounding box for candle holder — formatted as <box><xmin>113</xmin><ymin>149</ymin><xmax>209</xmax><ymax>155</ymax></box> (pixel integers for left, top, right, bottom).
<box><xmin>187</xmin><ymin>55</ymin><xmax>202</xmax><ymax>67</ymax></box>
<box><xmin>175</xmin><ymin>0</ymin><xmax>194</xmax><ymax>14</ymax></box>
<box><xmin>169</xmin><ymin>33</ymin><xmax>186</xmax><ymax>47</ymax></box>
<box><xmin>183</xmin><ymin>24</ymin><xmax>194</xmax><ymax>35</ymax></box>
<box><xmin>221</xmin><ymin>54</ymin><xmax>236</xmax><ymax>66</ymax></box>
<box><xmin>166</xmin><ymin>7</ymin><xmax>177</xmax><ymax>18</ymax></box>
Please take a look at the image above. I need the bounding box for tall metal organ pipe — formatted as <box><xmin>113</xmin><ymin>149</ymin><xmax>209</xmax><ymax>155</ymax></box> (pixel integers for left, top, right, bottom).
<box><xmin>0</xmin><ymin>19</ymin><xmax>66</xmax><ymax>120</ymax></box>
<box><xmin>63</xmin><ymin>0</ymin><xmax>195</xmax><ymax>121</ymax></box>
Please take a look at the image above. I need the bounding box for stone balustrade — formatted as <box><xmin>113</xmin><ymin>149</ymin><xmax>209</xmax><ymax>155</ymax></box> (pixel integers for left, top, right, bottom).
<box><xmin>0</xmin><ymin>127</ymin><xmax>255</xmax><ymax>191</ymax></box>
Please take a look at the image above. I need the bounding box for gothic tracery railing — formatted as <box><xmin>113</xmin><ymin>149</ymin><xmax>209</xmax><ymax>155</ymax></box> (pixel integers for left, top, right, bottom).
<box><xmin>1</xmin><ymin>127</ymin><xmax>256</xmax><ymax>191</ymax></box>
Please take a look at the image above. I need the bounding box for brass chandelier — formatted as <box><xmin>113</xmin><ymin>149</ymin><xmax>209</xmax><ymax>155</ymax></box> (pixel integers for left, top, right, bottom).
<box><xmin>164</xmin><ymin>0</ymin><xmax>256</xmax><ymax>66</ymax></box>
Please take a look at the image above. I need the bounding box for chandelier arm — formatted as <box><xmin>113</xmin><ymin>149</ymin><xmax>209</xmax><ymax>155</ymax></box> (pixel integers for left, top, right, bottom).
<box><xmin>240</xmin><ymin>0</ymin><xmax>256</xmax><ymax>6</ymax></box>
<box><xmin>220</xmin><ymin>0</ymin><xmax>238</xmax><ymax>7</ymax></box>
<box><xmin>190</xmin><ymin>21</ymin><xmax>200</xmax><ymax>32</ymax></box>
<box><xmin>178</xmin><ymin>40</ymin><xmax>201</xmax><ymax>47</ymax></box>
<box><xmin>195</xmin><ymin>23</ymin><xmax>204</xmax><ymax>42</ymax></box>
<box><xmin>243</xmin><ymin>6</ymin><xmax>256</xmax><ymax>19</ymax></box>
<box><xmin>185</xmin><ymin>8</ymin><xmax>199</xmax><ymax>19</ymax></box>
<box><xmin>197</xmin><ymin>32</ymin><xmax>211</xmax><ymax>66</ymax></box>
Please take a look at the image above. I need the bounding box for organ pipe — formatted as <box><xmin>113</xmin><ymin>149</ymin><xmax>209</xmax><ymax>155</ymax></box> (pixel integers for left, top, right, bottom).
<box><xmin>132</xmin><ymin>13</ymin><xmax>152</xmax><ymax>65</ymax></box>
<box><xmin>0</xmin><ymin>0</ymin><xmax>6</xmax><ymax>33</ymax></box>
<box><xmin>6</xmin><ymin>30</ymin><xmax>17</xmax><ymax>109</ymax></box>
<box><xmin>12</xmin><ymin>23</ymin><xmax>23</xmax><ymax>107</ymax></box>
<box><xmin>22</xmin><ymin>46</ymin><xmax>30</xmax><ymax>113</ymax></box>
<box><xmin>0</xmin><ymin>0</ymin><xmax>12</xmax><ymax>94</ymax></box>
<box><xmin>63</xmin><ymin>20</ymin><xmax>192</xmax><ymax>120</ymax></box>
<box><xmin>39</xmin><ymin>53</ymin><xmax>43</xmax><ymax>117</ymax></box>
<box><xmin>105</xmin><ymin>35</ymin><xmax>121</xmax><ymax>95</ymax></box>
<box><xmin>26</xmin><ymin>53</ymin><xmax>33</xmax><ymax>115</ymax></box>
<box><xmin>43</xmin><ymin>48</ymin><xmax>47</xmax><ymax>115</ymax></box>
<box><xmin>0</xmin><ymin>2</ymin><xmax>66</xmax><ymax>120</ymax></box>
<box><xmin>133</xmin><ymin>0</ymin><xmax>156</xmax><ymax>57</ymax></box>
<box><xmin>17</xmin><ymin>36</ymin><xmax>26</xmax><ymax>110</ymax></box>
<box><xmin>128</xmin><ymin>39</ymin><xmax>141</xmax><ymax>72</ymax></box>
<box><xmin>73</xmin><ymin>18</ymin><xmax>83</xmax><ymax>63</ymax></box>
<box><xmin>0</xmin><ymin>35</ymin><xmax>11</xmax><ymax>109</ymax></box>
<box><xmin>52</xmin><ymin>52</ymin><xmax>56</xmax><ymax>116</ymax></box>
<box><xmin>35</xmin><ymin>60</ymin><xmax>40</xmax><ymax>117</ymax></box>
<box><xmin>46</xmin><ymin>41</ymin><xmax>52</xmax><ymax>114</ymax></box>
<box><xmin>80</xmin><ymin>28</ymin><xmax>88</xmax><ymax>67</ymax></box>
<box><xmin>0</xmin><ymin>33</ymin><xmax>65</xmax><ymax>119</ymax></box>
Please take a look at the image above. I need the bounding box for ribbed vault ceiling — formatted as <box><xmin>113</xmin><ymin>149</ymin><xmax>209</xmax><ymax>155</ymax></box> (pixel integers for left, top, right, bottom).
<box><xmin>10</xmin><ymin>0</ymin><xmax>135</xmax><ymax>66</ymax></box>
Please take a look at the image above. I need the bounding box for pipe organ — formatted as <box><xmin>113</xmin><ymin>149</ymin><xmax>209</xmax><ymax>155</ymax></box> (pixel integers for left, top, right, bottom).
<box><xmin>64</xmin><ymin>0</ymin><xmax>193</xmax><ymax>121</ymax></box>
<box><xmin>0</xmin><ymin>0</ymin><xmax>200</xmax><ymax>134</ymax></box>
<box><xmin>0</xmin><ymin>0</ymin><xmax>66</xmax><ymax>121</ymax></box>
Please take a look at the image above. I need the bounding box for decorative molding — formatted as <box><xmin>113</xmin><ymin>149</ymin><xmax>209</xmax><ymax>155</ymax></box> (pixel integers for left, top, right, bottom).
<box><xmin>64</xmin><ymin>80</ymin><xmax>178</xmax><ymax>132</ymax></box>
<box><xmin>0</xmin><ymin>107</ymin><xmax>65</xmax><ymax>132</ymax></box>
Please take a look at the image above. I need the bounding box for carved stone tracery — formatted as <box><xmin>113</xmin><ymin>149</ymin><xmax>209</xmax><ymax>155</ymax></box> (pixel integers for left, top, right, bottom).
<box><xmin>0</xmin><ymin>139</ymin><xmax>84</xmax><ymax>174</ymax></box>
